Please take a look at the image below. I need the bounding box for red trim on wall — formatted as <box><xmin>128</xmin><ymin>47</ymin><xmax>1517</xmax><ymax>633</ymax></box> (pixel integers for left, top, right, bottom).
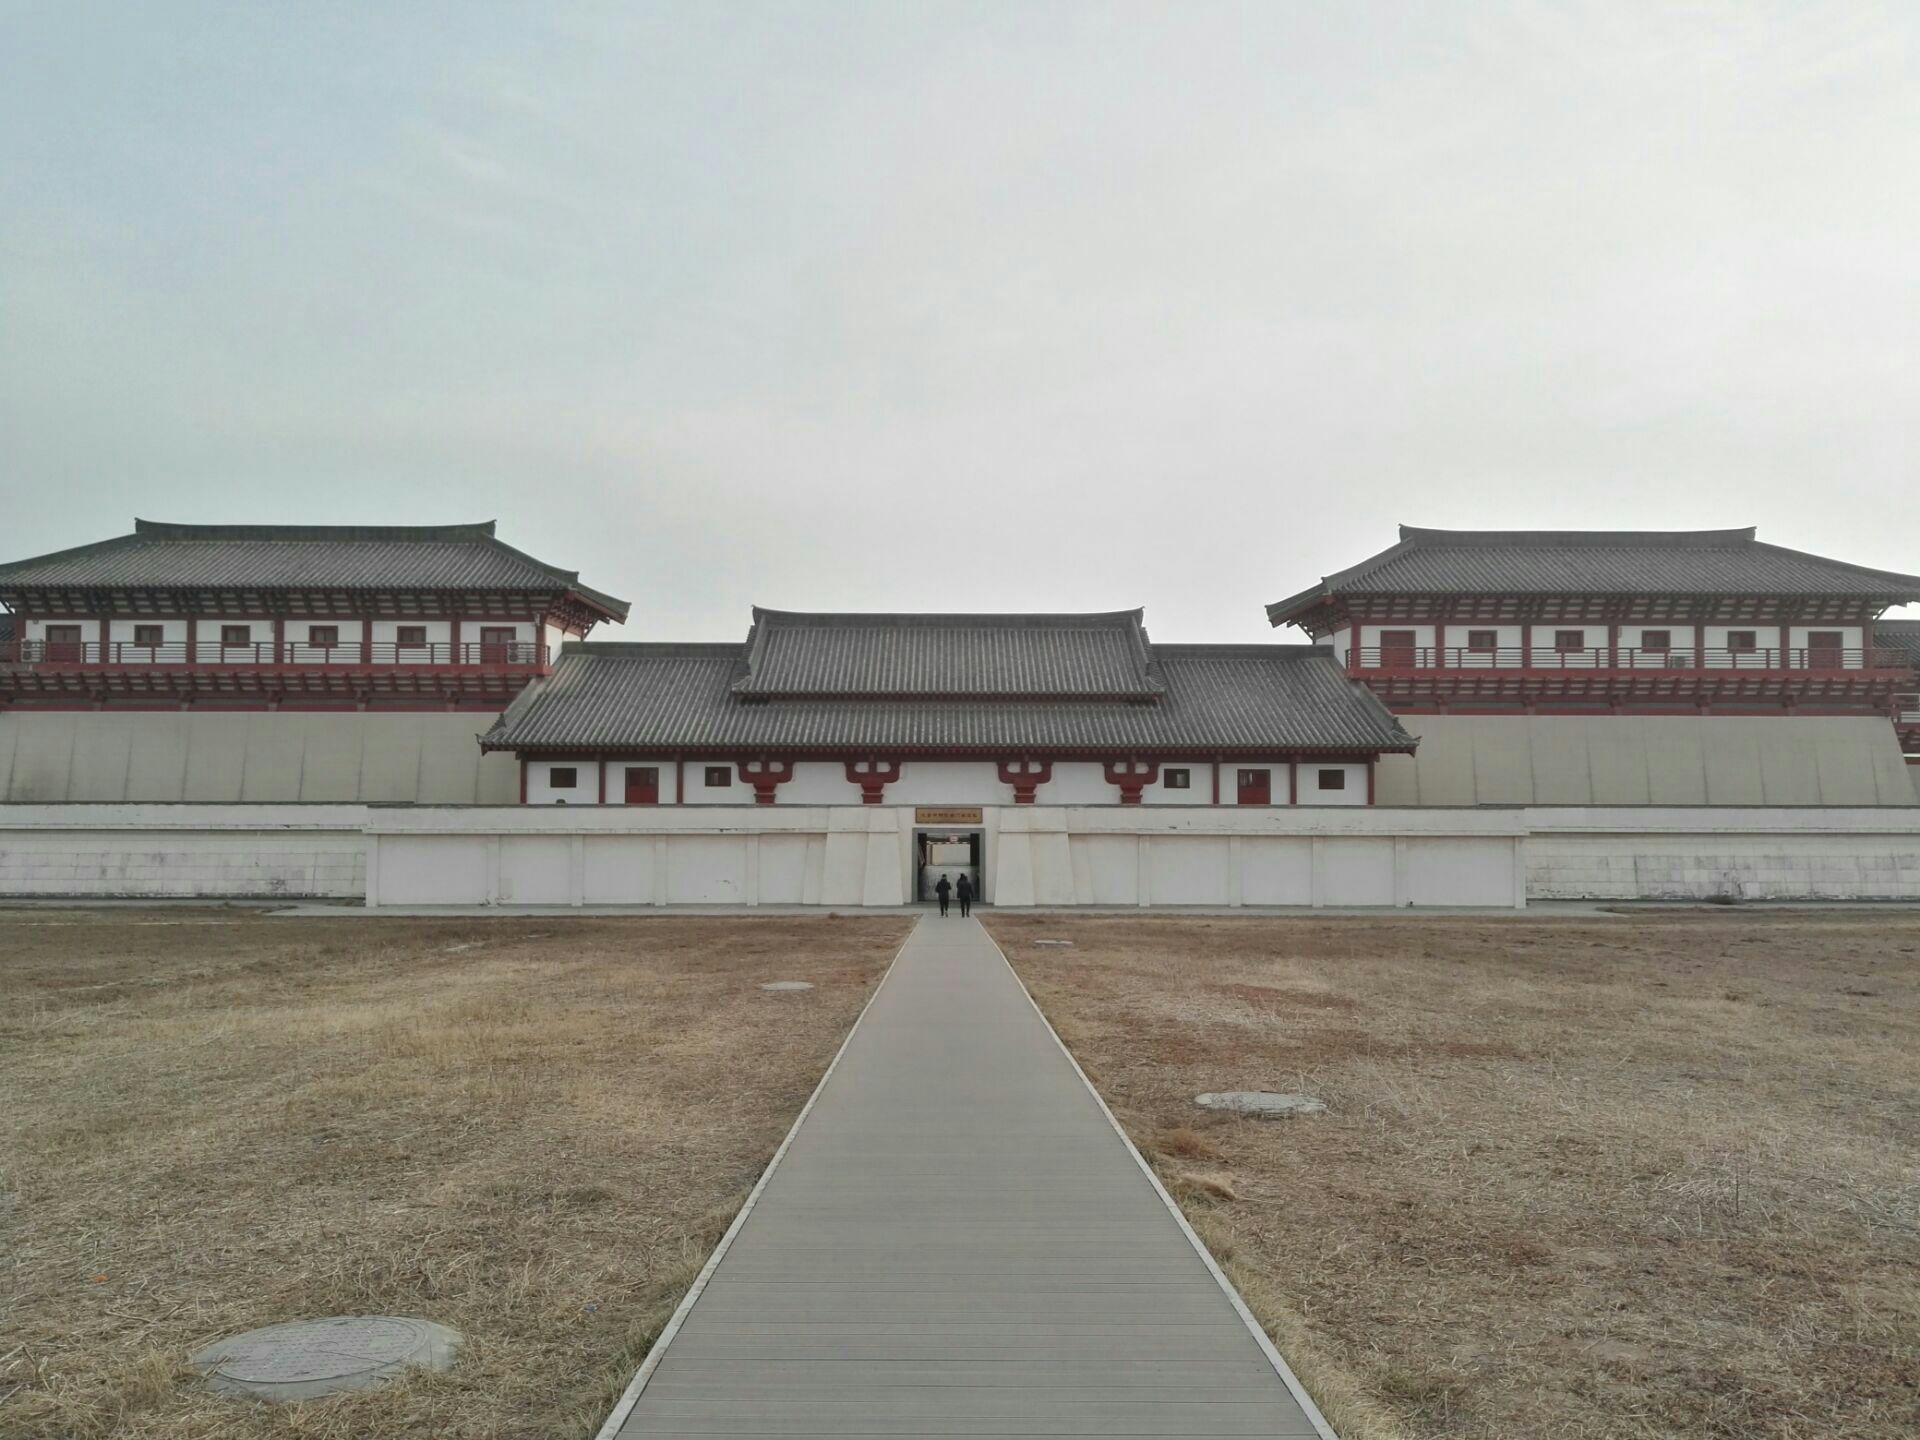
<box><xmin>995</xmin><ymin>758</ymin><xmax>1053</xmax><ymax>803</ymax></box>
<box><xmin>1366</xmin><ymin>758</ymin><xmax>1375</xmax><ymax>805</ymax></box>
<box><xmin>1211</xmin><ymin>760</ymin><xmax>1220</xmax><ymax>805</ymax></box>
<box><xmin>845</xmin><ymin>758</ymin><xmax>903</xmax><ymax>804</ymax></box>
<box><xmin>1288</xmin><ymin>760</ymin><xmax>1298</xmax><ymax>805</ymax></box>
<box><xmin>598</xmin><ymin>757</ymin><xmax>607</xmax><ymax>804</ymax></box>
<box><xmin>1102</xmin><ymin>759</ymin><xmax>1160</xmax><ymax>804</ymax></box>
<box><xmin>676</xmin><ymin>756</ymin><xmax>685</xmax><ymax>804</ymax></box>
<box><xmin>737</xmin><ymin>758</ymin><xmax>794</xmax><ymax>805</ymax></box>
<box><xmin>519</xmin><ymin>757</ymin><xmax>528</xmax><ymax>804</ymax></box>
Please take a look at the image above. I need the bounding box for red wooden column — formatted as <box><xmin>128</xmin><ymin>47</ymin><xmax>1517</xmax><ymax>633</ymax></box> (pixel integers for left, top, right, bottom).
<box><xmin>1365</xmin><ymin>758</ymin><xmax>1376</xmax><ymax>805</ymax></box>
<box><xmin>1608</xmin><ymin>621</ymin><xmax>1619</xmax><ymax>669</ymax></box>
<box><xmin>518</xmin><ymin>757</ymin><xmax>528</xmax><ymax>804</ymax></box>
<box><xmin>1288</xmin><ymin>760</ymin><xmax>1298</xmax><ymax>805</ymax></box>
<box><xmin>450</xmin><ymin>616</ymin><xmax>462</xmax><ymax>665</ymax></box>
<box><xmin>597</xmin><ymin>758</ymin><xmax>607</xmax><ymax>805</ymax></box>
<box><xmin>98</xmin><ymin>616</ymin><xmax>109</xmax><ymax>663</ymax></box>
<box><xmin>361</xmin><ymin>616</ymin><xmax>373</xmax><ymax>664</ymax></box>
<box><xmin>272</xmin><ymin>616</ymin><xmax>285</xmax><ymax>665</ymax></box>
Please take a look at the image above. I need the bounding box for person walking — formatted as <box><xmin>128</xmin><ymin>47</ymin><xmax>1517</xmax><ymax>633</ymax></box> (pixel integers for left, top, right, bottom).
<box><xmin>934</xmin><ymin>873</ymin><xmax>951</xmax><ymax>917</ymax></box>
<box><xmin>955</xmin><ymin>872</ymin><xmax>973</xmax><ymax>918</ymax></box>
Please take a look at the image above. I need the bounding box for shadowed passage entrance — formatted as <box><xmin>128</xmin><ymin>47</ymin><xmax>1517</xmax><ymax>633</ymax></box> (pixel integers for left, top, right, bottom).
<box><xmin>916</xmin><ymin>828</ymin><xmax>983</xmax><ymax>904</ymax></box>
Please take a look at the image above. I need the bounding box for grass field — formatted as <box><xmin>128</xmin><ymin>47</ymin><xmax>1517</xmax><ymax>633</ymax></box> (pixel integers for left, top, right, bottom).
<box><xmin>988</xmin><ymin>911</ymin><xmax>1920</xmax><ymax>1440</ymax></box>
<box><xmin>0</xmin><ymin>909</ymin><xmax>909</xmax><ymax>1440</ymax></box>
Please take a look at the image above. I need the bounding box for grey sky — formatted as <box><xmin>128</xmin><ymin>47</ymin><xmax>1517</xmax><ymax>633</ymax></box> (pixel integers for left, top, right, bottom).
<box><xmin>2</xmin><ymin>1</ymin><xmax>1915</xmax><ymax>641</ymax></box>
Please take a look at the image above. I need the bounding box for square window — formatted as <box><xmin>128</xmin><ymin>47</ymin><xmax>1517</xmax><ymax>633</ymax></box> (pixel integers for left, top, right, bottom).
<box><xmin>705</xmin><ymin>765</ymin><xmax>732</xmax><ymax>788</ymax></box>
<box><xmin>1726</xmin><ymin>630</ymin><xmax>1757</xmax><ymax>652</ymax></box>
<box><xmin>1466</xmin><ymin>629</ymin><xmax>1498</xmax><ymax>652</ymax></box>
<box><xmin>1318</xmin><ymin>769</ymin><xmax>1347</xmax><ymax>791</ymax></box>
<box><xmin>549</xmin><ymin>766</ymin><xmax>578</xmax><ymax>789</ymax></box>
<box><xmin>309</xmin><ymin>625</ymin><xmax>339</xmax><ymax>648</ymax></box>
<box><xmin>396</xmin><ymin>625</ymin><xmax>427</xmax><ymax>646</ymax></box>
<box><xmin>133</xmin><ymin>624</ymin><xmax>164</xmax><ymax>647</ymax></box>
<box><xmin>1641</xmin><ymin>629</ymin><xmax>1672</xmax><ymax>651</ymax></box>
<box><xmin>1553</xmin><ymin>629</ymin><xmax>1586</xmax><ymax>652</ymax></box>
<box><xmin>221</xmin><ymin>624</ymin><xmax>251</xmax><ymax>646</ymax></box>
<box><xmin>1163</xmin><ymin>767</ymin><xmax>1190</xmax><ymax>789</ymax></box>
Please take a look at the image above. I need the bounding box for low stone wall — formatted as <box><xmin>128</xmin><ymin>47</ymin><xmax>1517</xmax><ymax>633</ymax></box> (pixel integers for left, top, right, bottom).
<box><xmin>0</xmin><ymin>804</ymin><xmax>368</xmax><ymax>898</ymax></box>
<box><xmin>1524</xmin><ymin>807</ymin><xmax>1920</xmax><ymax>901</ymax></box>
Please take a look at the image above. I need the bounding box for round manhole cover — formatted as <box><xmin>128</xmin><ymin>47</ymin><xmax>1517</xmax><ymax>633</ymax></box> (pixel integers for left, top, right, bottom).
<box><xmin>1196</xmin><ymin>1091</ymin><xmax>1326</xmax><ymax>1117</ymax></box>
<box><xmin>192</xmin><ymin>1316</ymin><xmax>461</xmax><ymax>1402</ymax></box>
<box><xmin>761</xmin><ymin>980</ymin><xmax>813</xmax><ymax>991</ymax></box>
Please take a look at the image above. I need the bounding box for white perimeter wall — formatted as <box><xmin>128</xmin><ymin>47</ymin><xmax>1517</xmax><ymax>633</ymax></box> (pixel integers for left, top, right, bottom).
<box><xmin>361</xmin><ymin>805</ymin><xmax>1526</xmax><ymax>909</ymax></box>
<box><xmin>0</xmin><ymin>804</ymin><xmax>366</xmax><ymax>897</ymax></box>
<box><xmin>13</xmin><ymin>800</ymin><xmax>1920</xmax><ymax>905</ymax></box>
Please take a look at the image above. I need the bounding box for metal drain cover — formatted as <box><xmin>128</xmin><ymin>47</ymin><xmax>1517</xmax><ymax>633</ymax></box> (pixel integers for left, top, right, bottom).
<box><xmin>1196</xmin><ymin>1091</ymin><xmax>1326</xmax><ymax>1117</ymax></box>
<box><xmin>761</xmin><ymin>980</ymin><xmax>814</xmax><ymax>992</ymax></box>
<box><xmin>192</xmin><ymin>1315</ymin><xmax>461</xmax><ymax>1401</ymax></box>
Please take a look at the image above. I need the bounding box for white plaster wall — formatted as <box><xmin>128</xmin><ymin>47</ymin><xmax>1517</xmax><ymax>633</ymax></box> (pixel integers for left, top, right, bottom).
<box><xmin>1142</xmin><ymin>763</ymin><xmax>1212</xmax><ymax>804</ymax></box>
<box><xmin>106</xmin><ymin>617</ymin><xmax>189</xmax><ymax>662</ymax></box>
<box><xmin>682</xmin><ymin>761</ymin><xmax>751</xmax><ymax>803</ymax></box>
<box><xmin>0</xmin><ymin>804</ymin><xmax>367</xmax><ymax>897</ymax></box>
<box><xmin>1031</xmin><ymin>762</ymin><xmax>1113</xmax><ymax>805</ymax></box>
<box><xmin>192</xmin><ymin>618</ymin><xmax>274</xmax><ymax>661</ymax></box>
<box><xmin>782</xmin><ymin>761</ymin><xmax>867</xmax><ymax>804</ymax></box>
<box><xmin>371</xmin><ymin>618</ymin><xmax>452</xmax><ymax>661</ymax></box>
<box><xmin>1442</xmin><ymin>623</ymin><xmax>1523</xmax><ymax>667</ymax></box>
<box><xmin>1702</xmin><ymin>624</ymin><xmax>1782</xmax><ymax>664</ymax></box>
<box><xmin>527</xmin><ymin>757</ymin><xmax>600</xmax><ymax>804</ymax></box>
<box><xmin>1298</xmin><ymin>761</ymin><xmax>1367</xmax><ymax>805</ymax></box>
<box><xmin>1527</xmin><ymin>624</ymin><xmax>1605</xmax><ymax>665</ymax></box>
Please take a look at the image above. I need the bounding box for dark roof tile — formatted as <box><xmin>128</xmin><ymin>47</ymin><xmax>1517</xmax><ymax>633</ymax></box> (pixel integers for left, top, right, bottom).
<box><xmin>0</xmin><ymin>520</ymin><xmax>629</xmax><ymax>618</ymax></box>
<box><xmin>1269</xmin><ymin>526</ymin><xmax>1920</xmax><ymax>626</ymax></box>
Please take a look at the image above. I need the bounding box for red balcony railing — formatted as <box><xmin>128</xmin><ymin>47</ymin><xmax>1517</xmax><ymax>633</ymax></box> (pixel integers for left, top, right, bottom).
<box><xmin>1350</xmin><ymin>645</ymin><xmax>1906</xmax><ymax>673</ymax></box>
<box><xmin>4</xmin><ymin>639</ymin><xmax>548</xmax><ymax>668</ymax></box>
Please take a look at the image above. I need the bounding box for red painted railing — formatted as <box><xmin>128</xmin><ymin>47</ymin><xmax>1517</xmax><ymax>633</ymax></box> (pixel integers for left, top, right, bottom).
<box><xmin>4</xmin><ymin>639</ymin><xmax>548</xmax><ymax>668</ymax></box>
<box><xmin>1350</xmin><ymin>645</ymin><xmax>1905</xmax><ymax>673</ymax></box>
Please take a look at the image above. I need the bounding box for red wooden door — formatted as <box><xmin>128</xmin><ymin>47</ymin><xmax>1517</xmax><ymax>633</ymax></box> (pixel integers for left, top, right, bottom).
<box><xmin>44</xmin><ymin>624</ymin><xmax>84</xmax><ymax>662</ymax></box>
<box><xmin>624</xmin><ymin>766</ymin><xmax>660</xmax><ymax>805</ymax></box>
<box><xmin>479</xmin><ymin>626</ymin><xmax>517</xmax><ymax>664</ymax></box>
<box><xmin>1378</xmin><ymin>629</ymin><xmax>1417</xmax><ymax>667</ymax></box>
<box><xmin>1807</xmin><ymin>631</ymin><xmax>1844</xmax><ymax>670</ymax></box>
<box><xmin>1236</xmin><ymin>768</ymin><xmax>1272</xmax><ymax>805</ymax></box>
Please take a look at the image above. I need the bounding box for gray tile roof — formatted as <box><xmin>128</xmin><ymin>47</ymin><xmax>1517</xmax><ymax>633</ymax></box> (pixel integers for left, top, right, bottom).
<box><xmin>733</xmin><ymin>608</ymin><xmax>1163</xmax><ymax>697</ymax></box>
<box><xmin>1873</xmin><ymin>619</ymin><xmax>1920</xmax><ymax>668</ymax></box>
<box><xmin>481</xmin><ymin>636</ymin><xmax>1413</xmax><ymax>755</ymax></box>
<box><xmin>0</xmin><ymin>520</ymin><xmax>628</xmax><ymax>618</ymax></box>
<box><xmin>1269</xmin><ymin>526</ymin><xmax>1920</xmax><ymax>625</ymax></box>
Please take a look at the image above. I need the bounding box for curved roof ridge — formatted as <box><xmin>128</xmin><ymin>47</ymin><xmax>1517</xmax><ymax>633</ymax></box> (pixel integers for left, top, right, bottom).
<box><xmin>134</xmin><ymin>519</ymin><xmax>500</xmax><ymax>542</ymax></box>
<box><xmin>1397</xmin><ymin>525</ymin><xmax>1757</xmax><ymax>548</ymax></box>
<box><xmin>747</xmin><ymin>606</ymin><xmax>1146</xmax><ymax>628</ymax></box>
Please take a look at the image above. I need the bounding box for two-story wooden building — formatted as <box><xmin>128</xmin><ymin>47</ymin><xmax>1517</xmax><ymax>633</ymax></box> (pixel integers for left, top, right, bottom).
<box><xmin>1268</xmin><ymin>527</ymin><xmax>1920</xmax><ymax>804</ymax></box>
<box><xmin>0</xmin><ymin>521</ymin><xmax>626</xmax><ymax>802</ymax></box>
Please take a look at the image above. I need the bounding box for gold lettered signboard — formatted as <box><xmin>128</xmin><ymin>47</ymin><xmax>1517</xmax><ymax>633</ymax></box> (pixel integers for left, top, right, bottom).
<box><xmin>915</xmin><ymin>806</ymin><xmax>984</xmax><ymax>826</ymax></box>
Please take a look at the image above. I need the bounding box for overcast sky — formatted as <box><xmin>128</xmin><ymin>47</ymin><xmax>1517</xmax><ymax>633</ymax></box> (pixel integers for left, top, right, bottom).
<box><xmin>2</xmin><ymin>2</ymin><xmax>1915</xmax><ymax>640</ymax></box>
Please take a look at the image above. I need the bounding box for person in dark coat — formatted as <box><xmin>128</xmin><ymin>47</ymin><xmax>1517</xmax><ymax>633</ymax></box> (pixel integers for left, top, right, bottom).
<box><xmin>934</xmin><ymin>873</ymin><xmax>951</xmax><ymax>916</ymax></box>
<box><xmin>955</xmin><ymin>872</ymin><xmax>974</xmax><ymax>917</ymax></box>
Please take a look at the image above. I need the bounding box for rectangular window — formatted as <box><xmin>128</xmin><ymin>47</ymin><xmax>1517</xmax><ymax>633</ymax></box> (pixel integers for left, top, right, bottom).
<box><xmin>221</xmin><ymin>624</ymin><xmax>251</xmax><ymax>647</ymax></box>
<box><xmin>1235</xmin><ymin>768</ymin><xmax>1271</xmax><ymax>805</ymax></box>
<box><xmin>1466</xmin><ymin>629</ymin><xmax>1498</xmax><ymax>652</ymax></box>
<box><xmin>1726</xmin><ymin>630</ymin><xmax>1757</xmax><ymax>652</ymax></box>
<box><xmin>1641</xmin><ymin>629</ymin><xmax>1672</xmax><ymax>651</ymax></box>
<box><xmin>133</xmin><ymin>624</ymin><xmax>164</xmax><ymax>647</ymax></box>
<box><xmin>1162</xmin><ymin>767</ymin><xmax>1190</xmax><ymax>789</ymax></box>
<box><xmin>308</xmin><ymin>625</ymin><xmax>339</xmax><ymax>648</ymax></box>
<box><xmin>705</xmin><ymin>765</ymin><xmax>732</xmax><ymax>788</ymax></box>
<box><xmin>1553</xmin><ymin>629</ymin><xmax>1586</xmax><ymax>653</ymax></box>
<box><xmin>549</xmin><ymin>767</ymin><xmax>578</xmax><ymax>789</ymax></box>
<box><xmin>1318</xmin><ymin>768</ymin><xmax>1347</xmax><ymax>791</ymax></box>
<box><xmin>396</xmin><ymin>625</ymin><xmax>427</xmax><ymax>647</ymax></box>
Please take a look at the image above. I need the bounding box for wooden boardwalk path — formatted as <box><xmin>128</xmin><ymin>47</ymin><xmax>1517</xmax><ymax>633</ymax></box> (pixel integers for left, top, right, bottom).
<box><xmin>600</xmin><ymin>914</ymin><xmax>1333</xmax><ymax>1439</ymax></box>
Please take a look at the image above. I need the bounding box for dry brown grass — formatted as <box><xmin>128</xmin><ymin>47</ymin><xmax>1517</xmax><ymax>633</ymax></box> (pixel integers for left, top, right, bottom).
<box><xmin>987</xmin><ymin>910</ymin><xmax>1920</xmax><ymax>1440</ymax></box>
<box><xmin>0</xmin><ymin>908</ymin><xmax>909</xmax><ymax>1440</ymax></box>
